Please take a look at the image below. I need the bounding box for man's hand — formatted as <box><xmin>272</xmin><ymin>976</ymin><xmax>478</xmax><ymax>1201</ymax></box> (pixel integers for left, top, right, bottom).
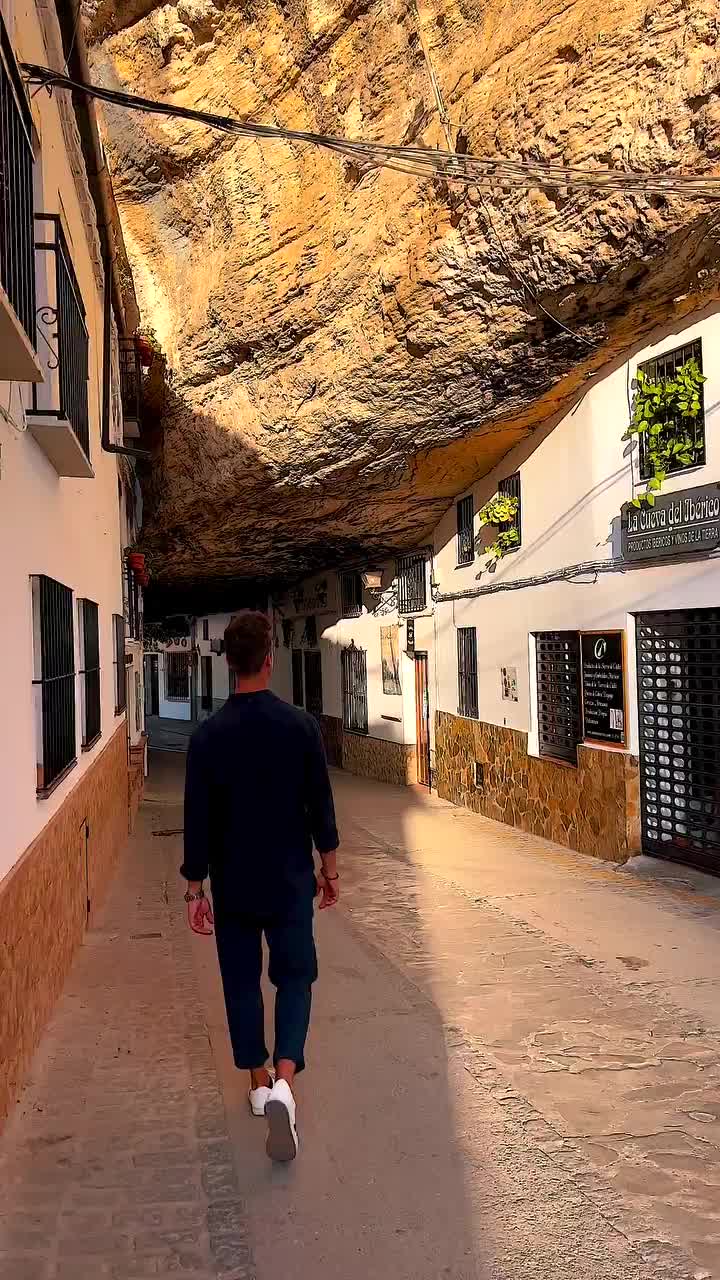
<box><xmin>316</xmin><ymin>871</ymin><xmax>340</xmax><ymax>910</ymax></box>
<box><xmin>187</xmin><ymin>893</ymin><xmax>214</xmax><ymax>935</ymax></box>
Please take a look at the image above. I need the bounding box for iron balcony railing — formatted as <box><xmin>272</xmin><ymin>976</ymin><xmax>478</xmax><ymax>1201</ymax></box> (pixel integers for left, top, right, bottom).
<box><xmin>0</xmin><ymin>15</ymin><xmax>35</xmax><ymax>345</ymax></box>
<box><xmin>120</xmin><ymin>337</ymin><xmax>141</xmax><ymax>425</ymax></box>
<box><xmin>32</xmin><ymin>214</ymin><xmax>90</xmax><ymax>460</ymax></box>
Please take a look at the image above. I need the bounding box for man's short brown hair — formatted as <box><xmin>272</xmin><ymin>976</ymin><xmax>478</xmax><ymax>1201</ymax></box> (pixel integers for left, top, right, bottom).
<box><xmin>224</xmin><ymin>611</ymin><xmax>272</xmax><ymax>676</ymax></box>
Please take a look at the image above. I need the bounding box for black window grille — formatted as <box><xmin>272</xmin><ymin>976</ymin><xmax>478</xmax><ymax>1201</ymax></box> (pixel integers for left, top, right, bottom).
<box><xmin>341</xmin><ymin>572</ymin><xmax>363</xmax><ymax>618</ymax></box>
<box><xmin>303</xmin><ymin>615</ymin><xmax>318</xmax><ymax>647</ymax></box>
<box><xmin>342</xmin><ymin>645</ymin><xmax>368</xmax><ymax>733</ymax></box>
<box><xmin>202</xmin><ymin>619</ymin><xmax>209</xmax><ymax>641</ymax></box>
<box><xmin>456</xmin><ymin>496</ymin><xmax>474</xmax><ymax>565</ymax></box>
<box><xmin>637</xmin><ymin>339</ymin><xmax>704</xmax><ymax>480</ymax></box>
<box><xmin>32</xmin><ymin>575</ymin><xmax>76</xmax><ymax>795</ymax></box>
<box><xmin>126</xmin><ymin>565</ymin><xmax>141</xmax><ymax>641</ymax></box>
<box><xmin>498</xmin><ymin>472</ymin><xmax>522</xmax><ymax>549</ymax></box>
<box><xmin>457</xmin><ymin>627</ymin><xmax>479</xmax><ymax>719</ymax></box>
<box><xmin>0</xmin><ymin>16</ymin><xmax>35</xmax><ymax>345</ymax></box>
<box><xmin>78</xmin><ymin>598</ymin><xmax>101</xmax><ymax>749</ymax></box>
<box><xmin>396</xmin><ymin>554</ymin><xmax>426</xmax><ymax>614</ymax></box>
<box><xmin>292</xmin><ymin>649</ymin><xmax>304</xmax><ymax>706</ymax></box>
<box><xmin>304</xmin><ymin>650</ymin><xmax>323</xmax><ymax>720</ymax></box>
<box><xmin>536</xmin><ymin>631</ymin><xmax>582</xmax><ymax>764</ymax></box>
<box><xmin>113</xmin><ymin>614</ymin><xmax>127</xmax><ymax>712</ymax></box>
<box><xmin>201</xmin><ymin>655</ymin><xmax>213</xmax><ymax>711</ymax></box>
<box><xmin>636</xmin><ymin>608</ymin><xmax>720</xmax><ymax>875</ymax></box>
<box><xmin>33</xmin><ymin>215</ymin><xmax>90</xmax><ymax>460</ymax></box>
<box><xmin>282</xmin><ymin>619</ymin><xmax>294</xmax><ymax>648</ymax></box>
<box><xmin>165</xmin><ymin>651</ymin><xmax>189</xmax><ymax>702</ymax></box>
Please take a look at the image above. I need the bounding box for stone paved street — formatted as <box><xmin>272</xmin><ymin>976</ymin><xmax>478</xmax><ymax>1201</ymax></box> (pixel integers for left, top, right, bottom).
<box><xmin>2</xmin><ymin>753</ymin><xmax>720</xmax><ymax>1279</ymax></box>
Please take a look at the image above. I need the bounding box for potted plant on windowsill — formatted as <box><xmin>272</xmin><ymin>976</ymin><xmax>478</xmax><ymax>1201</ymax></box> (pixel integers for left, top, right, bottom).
<box><xmin>477</xmin><ymin>493</ymin><xmax>520</xmax><ymax>569</ymax></box>
<box><xmin>127</xmin><ymin>552</ymin><xmax>146</xmax><ymax>572</ymax></box>
<box><xmin>623</xmin><ymin>356</ymin><xmax>706</xmax><ymax>506</ymax></box>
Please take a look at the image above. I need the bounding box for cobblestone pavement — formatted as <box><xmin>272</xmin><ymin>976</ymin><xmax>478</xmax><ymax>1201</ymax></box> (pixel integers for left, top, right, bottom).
<box><xmin>2</xmin><ymin>754</ymin><xmax>720</xmax><ymax>1280</ymax></box>
<box><xmin>0</xmin><ymin>776</ymin><xmax>252</xmax><ymax>1280</ymax></box>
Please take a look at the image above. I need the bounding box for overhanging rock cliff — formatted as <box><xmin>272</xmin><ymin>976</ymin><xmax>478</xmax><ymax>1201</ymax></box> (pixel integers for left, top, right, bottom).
<box><xmin>85</xmin><ymin>0</ymin><xmax>720</xmax><ymax>588</ymax></box>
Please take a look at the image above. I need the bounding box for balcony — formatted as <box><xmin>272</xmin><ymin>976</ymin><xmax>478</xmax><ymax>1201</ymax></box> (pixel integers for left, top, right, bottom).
<box><xmin>120</xmin><ymin>338</ymin><xmax>142</xmax><ymax>439</ymax></box>
<box><xmin>27</xmin><ymin>215</ymin><xmax>92</xmax><ymax>478</ymax></box>
<box><xmin>0</xmin><ymin>18</ymin><xmax>42</xmax><ymax>382</ymax></box>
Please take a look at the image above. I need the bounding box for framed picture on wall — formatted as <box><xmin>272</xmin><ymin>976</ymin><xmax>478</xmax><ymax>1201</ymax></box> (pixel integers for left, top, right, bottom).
<box><xmin>501</xmin><ymin>665</ymin><xmax>518</xmax><ymax>702</ymax></box>
<box><xmin>381</xmin><ymin>625</ymin><xmax>401</xmax><ymax>695</ymax></box>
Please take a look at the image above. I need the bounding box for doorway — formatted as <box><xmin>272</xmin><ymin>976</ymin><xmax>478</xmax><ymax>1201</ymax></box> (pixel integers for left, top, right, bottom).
<box><xmin>144</xmin><ymin>654</ymin><xmax>159</xmax><ymax>717</ymax></box>
<box><xmin>637</xmin><ymin>608</ymin><xmax>720</xmax><ymax>875</ymax></box>
<box><xmin>415</xmin><ymin>652</ymin><xmax>431</xmax><ymax>789</ymax></box>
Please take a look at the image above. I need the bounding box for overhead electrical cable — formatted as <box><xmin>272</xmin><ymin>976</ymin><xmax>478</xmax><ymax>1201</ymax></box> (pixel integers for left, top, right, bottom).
<box><xmin>22</xmin><ymin>64</ymin><xmax>720</xmax><ymax>203</ymax></box>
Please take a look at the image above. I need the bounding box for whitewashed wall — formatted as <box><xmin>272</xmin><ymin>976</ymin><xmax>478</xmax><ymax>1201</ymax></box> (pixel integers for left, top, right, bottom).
<box><xmin>0</xmin><ymin>2</ymin><xmax>128</xmax><ymax>880</ymax></box>
<box><xmin>271</xmin><ymin>564</ymin><xmax>435</xmax><ymax>747</ymax></box>
<box><xmin>432</xmin><ymin>307</ymin><xmax>720</xmax><ymax>757</ymax></box>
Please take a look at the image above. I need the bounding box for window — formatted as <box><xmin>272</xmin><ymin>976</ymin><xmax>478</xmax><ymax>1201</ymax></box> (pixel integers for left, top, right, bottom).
<box><xmin>302</xmin><ymin>615</ymin><xmax>318</xmax><ymax>647</ymax></box>
<box><xmin>637</xmin><ymin>339</ymin><xmax>704</xmax><ymax>480</ymax></box>
<box><xmin>304</xmin><ymin>651</ymin><xmax>323</xmax><ymax>720</ymax></box>
<box><xmin>396</xmin><ymin>554</ymin><xmax>426</xmax><ymax>614</ymax></box>
<box><xmin>457</xmin><ymin>627</ymin><xmax>479</xmax><ymax>719</ymax></box>
<box><xmin>342</xmin><ymin>645</ymin><xmax>368</xmax><ymax>733</ymax></box>
<box><xmin>32</xmin><ymin>575</ymin><xmax>76</xmax><ymax>795</ymax></box>
<box><xmin>78</xmin><ymin>598</ymin><xmax>101</xmax><ymax>749</ymax></box>
<box><xmin>113</xmin><ymin>614</ymin><xmax>127</xmax><ymax>712</ymax></box>
<box><xmin>292</xmin><ymin>650</ymin><xmax>304</xmax><ymax>706</ymax></box>
<box><xmin>535</xmin><ymin>631</ymin><xmax>582</xmax><ymax>764</ymax></box>
<box><xmin>126</xmin><ymin>565</ymin><xmax>141</xmax><ymax>640</ymax></box>
<box><xmin>341</xmin><ymin>572</ymin><xmax>363</xmax><ymax>618</ymax></box>
<box><xmin>498</xmin><ymin>472</ymin><xmax>522</xmax><ymax>550</ymax></box>
<box><xmin>202</xmin><ymin>619</ymin><xmax>209</xmax><ymax>641</ymax></box>
<box><xmin>456</xmin><ymin>496</ymin><xmax>474</xmax><ymax>565</ymax></box>
<box><xmin>165</xmin><ymin>651</ymin><xmax>189</xmax><ymax>702</ymax></box>
<box><xmin>201</xmin><ymin>655</ymin><xmax>213</xmax><ymax>711</ymax></box>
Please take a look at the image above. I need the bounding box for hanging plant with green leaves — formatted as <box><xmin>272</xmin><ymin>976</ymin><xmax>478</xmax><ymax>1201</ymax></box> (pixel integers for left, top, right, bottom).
<box><xmin>623</xmin><ymin>358</ymin><xmax>706</xmax><ymax>507</ymax></box>
<box><xmin>477</xmin><ymin>493</ymin><xmax>520</xmax><ymax>567</ymax></box>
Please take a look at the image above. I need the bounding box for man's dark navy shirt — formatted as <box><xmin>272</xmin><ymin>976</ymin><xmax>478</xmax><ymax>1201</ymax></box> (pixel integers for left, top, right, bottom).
<box><xmin>182</xmin><ymin>691</ymin><xmax>339</xmax><ymax>908</ymax></box>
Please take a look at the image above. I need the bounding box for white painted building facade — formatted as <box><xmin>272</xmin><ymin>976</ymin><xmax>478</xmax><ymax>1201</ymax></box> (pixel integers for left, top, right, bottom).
<box><xmin>0</xmin><ymin>0</ymin><xmax>146</xmax><ymax>1123</ymax></box>
<box><xmin>272</xmin><ymin>304</ymin><xmax>720</xmax><ymax>877</ymax></box>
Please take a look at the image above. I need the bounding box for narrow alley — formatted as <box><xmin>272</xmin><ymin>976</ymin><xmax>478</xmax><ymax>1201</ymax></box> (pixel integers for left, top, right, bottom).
<box><xmin>2</xmin><ymin>755</ymin><xmax>719</xmax><ymax>1280</ymax></box>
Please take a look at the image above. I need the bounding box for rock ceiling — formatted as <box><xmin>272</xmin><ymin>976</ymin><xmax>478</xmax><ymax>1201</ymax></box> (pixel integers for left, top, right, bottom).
<box><xmin>85</xmin><ymin>0</ymin><xmax>720</xmax><ymax>591</ymax></box>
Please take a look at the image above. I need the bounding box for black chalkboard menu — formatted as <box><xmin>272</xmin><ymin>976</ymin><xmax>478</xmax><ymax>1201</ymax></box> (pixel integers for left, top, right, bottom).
<box><xmin>580</xmin><ymin>631</ymin><xmax>626</xmax><ymax>746</ymax></box>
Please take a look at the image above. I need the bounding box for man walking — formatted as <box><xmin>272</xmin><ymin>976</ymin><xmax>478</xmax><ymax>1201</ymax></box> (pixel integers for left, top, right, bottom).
<box><xmin>181</xmin><ymin>610</ymin><xmax>339</xmax><ymax>1162</ymax></box>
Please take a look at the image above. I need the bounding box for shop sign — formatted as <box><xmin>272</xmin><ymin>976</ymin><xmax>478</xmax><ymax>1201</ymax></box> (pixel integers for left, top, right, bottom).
<box><xmin>580</xmin><ymin>631</ymin><xmax>626</xmax><ymax>746</ymax></box>
<box><xmin>405</xmin><ymin>618</ymin><xmax>415</xmax><ymax>656</ymax></box>
<box><xmin>621</xmin><ymin>483</ymin><xmax>720</xmax><ymax>562</ymax></box>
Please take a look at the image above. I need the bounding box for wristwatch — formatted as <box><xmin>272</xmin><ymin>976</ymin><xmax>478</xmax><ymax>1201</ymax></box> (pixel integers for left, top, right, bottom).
<box><xmin>320</xmin><ymin>869</ymin><xmax>339</xmax><ymax>881</ymax></box>
<box><xmin>184</xmin><ymin>887</ymin><xmax>206</xmax><ymax>902</ymax></box>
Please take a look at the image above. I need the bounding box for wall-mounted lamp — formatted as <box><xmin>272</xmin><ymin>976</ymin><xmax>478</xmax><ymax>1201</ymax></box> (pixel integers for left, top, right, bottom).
<box><xmin>361</xmin><ymin>569</ymin><xmax>384</xmax><ymax>592</ymax></box>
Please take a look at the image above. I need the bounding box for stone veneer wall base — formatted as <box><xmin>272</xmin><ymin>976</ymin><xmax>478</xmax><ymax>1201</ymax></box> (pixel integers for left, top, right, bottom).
<box><xmin>0</xmin><ymin>723</ymin><xmax>132</xmax><ymax>1127</ymax></box>
<box><xmin>434</xmin><ymin>712</ymin><xmax>640</xmax><ymax>863</ymax></box>
<box><xmin>342</xmin><ymin>732</ymin><xmax>417</xmax><ymax>787</ymax></box>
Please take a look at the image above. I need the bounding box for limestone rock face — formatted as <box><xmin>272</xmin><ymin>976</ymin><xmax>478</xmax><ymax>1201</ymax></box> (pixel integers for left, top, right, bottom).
<box><xmin>85</xmin><ymin>0</ymin><xmax>720</xmax><ymax>587</ymax></box>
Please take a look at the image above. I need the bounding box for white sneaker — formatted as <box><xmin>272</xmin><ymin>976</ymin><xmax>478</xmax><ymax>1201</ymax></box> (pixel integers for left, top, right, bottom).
<box><xmin>248</xmin><ymin>1069</ymin><xmax>275</xmax><ymax>1118</ymax></box>
<box><xmin>265</xmin><ymin>1079</ymin><xmax>299</xmax><ymax>1162</ymax></box>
